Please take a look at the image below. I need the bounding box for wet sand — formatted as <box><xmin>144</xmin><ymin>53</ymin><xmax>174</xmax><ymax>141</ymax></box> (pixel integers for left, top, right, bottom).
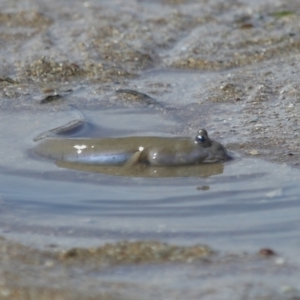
<box><xmin>0</xmin><ymin>236</ymin><xmax>298</xmax><ymax>300</ymax></box>
<box><xmin>1</xmin><ymin>0</ymin><xmax>300</xmax><ymax>298</ymax></box>
<box><xmin>1</xmin><ymin>0</ymin><xmax>300</xmax><ymax>166</ymax></box>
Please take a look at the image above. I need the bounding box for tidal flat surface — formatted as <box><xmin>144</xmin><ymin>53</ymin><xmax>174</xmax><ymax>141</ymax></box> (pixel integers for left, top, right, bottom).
<box><xmin>1</xmin><ymin>108</ymin><xmax>300</xmax><ymax>299</ymax></box>
<box><xmin>1</xmin><ymin>0</ymin><xmax>300</xmax><ymax>299</ymax></box>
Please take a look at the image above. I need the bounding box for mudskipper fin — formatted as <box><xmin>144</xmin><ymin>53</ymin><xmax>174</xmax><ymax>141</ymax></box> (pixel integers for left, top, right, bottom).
<box><xmin>123</xmin><ymin>151</ymin><xmax>143</xmax><ymax>168</ymax></box>
<box><xmin>33</xmin><ymin>105</ymin><xmax>86</xmax><ymax>142</ymax></box>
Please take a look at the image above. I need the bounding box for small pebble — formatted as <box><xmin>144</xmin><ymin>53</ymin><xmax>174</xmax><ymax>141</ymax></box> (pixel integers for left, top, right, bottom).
<box><xmin>249</xmin><ymin>149</ymin><xmax>259</xmax><ymax>155</ymax></box>
<box><xmin>196</xmin><ymin>185</ymin><xmax>210</xmax><ymax>191</ymax></box>
<box><xmin>259</xmin><ymin>248</ymin><xmax>276</xmax><ymax>256</ymax></box>
<box><xmin>44</xmin><ymin>260</ymin><xmax>55</xmax><ymax>268</ymax></box>
<box><xmin>240</xmin><ymin>23</ymin><xmax>254</xmax><ymax>29</ymax></box>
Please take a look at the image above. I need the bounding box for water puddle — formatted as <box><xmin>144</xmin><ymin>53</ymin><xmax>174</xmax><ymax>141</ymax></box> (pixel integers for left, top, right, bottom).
<box><xmin>0</xmin><ymin>108</ymin><xmax>300</xmax><ymax>261</ymax></box>
<box><xmin>1</xmin><ymin>1</ymin><xmax>300</xmax><ymax>296</ymax></box>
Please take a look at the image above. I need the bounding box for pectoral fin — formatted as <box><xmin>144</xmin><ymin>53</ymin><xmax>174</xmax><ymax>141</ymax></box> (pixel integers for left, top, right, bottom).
<box><xmin>123</xmin><ymin>151</ymin><xmax>143</xmax><ymax>168</ymax></box>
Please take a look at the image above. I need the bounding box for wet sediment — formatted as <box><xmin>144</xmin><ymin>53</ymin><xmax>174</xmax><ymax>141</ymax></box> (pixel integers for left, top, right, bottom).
<box><xmin>1</xmin><ymin>0</ymin><xmax>300</xmax><ymax>298</ymax></box>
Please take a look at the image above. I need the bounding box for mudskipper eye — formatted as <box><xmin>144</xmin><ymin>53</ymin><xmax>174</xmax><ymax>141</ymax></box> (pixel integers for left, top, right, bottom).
<box><xmin>196</xmin><ymin>135</ymin><xmax>205</xmax><ymax>142</ymax></box>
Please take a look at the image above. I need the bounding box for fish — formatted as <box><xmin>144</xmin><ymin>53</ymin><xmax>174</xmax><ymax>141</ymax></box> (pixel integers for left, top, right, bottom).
<box><xmin>34</xmin><ymin>129</ymin><xmax>230</xmax><ymax>167</ymax></box>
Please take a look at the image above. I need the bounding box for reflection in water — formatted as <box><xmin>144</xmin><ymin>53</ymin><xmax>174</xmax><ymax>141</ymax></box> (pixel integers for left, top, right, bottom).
<box><xmin>56</xmin><ymin>160</ymin><xmax>224</xmax><ymax>178</ymax></box>
<box><xmin>32</xmin><ymin>108</ymin><xmax>230</xmax><ymax>173</ymax></box>
<box><xmin>2</xmin><ymin>109</ymin><xmax>300</xmax><ymax>260</ymax></box>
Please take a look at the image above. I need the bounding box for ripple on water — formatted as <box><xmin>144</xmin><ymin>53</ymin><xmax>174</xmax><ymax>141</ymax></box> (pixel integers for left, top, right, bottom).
<box><xmin>1</xmin><ymin>102</ymin><xmax>300</xmax><ymax>299</ymax></box>
<box><xmin>0</xmin><ymin>109</ymin><xmax>300</xmax><ymax>254</ymax></box>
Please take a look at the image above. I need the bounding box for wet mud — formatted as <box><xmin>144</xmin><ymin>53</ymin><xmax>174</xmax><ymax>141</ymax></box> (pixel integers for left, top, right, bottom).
<box><xmin>1</xmin><ymin>0</ymin><xmax>300</xmax><ymax>166</ymax></box>
<box><xmin>0</xmin><ymin>236</ymin><xmax>298</xmax><ymax>300</ymax></box>
<box><xmin>1</xmin><ymin>0</ymin><xmax>300</xmax><ymax>298</ymax></box>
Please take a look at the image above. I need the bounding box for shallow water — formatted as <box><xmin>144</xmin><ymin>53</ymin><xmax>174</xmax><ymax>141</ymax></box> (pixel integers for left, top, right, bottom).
<box><xmin>1</xmin><ymin>109</ymin><xmax>300</xmax><ymax>298</ymax></box>
<box><xmin>1</xmin><ymin>108</ymin><xmax>300</xmax><ymax>261</ymax></box>
<box><xmin>2</xmin><ymin>156</ymin><xmax>300</xmax><ymax>257</ymax></box>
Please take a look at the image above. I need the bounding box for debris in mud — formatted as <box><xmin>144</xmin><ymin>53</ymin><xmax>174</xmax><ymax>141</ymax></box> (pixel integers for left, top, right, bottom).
<box><xmin>196</xmin><ymin>185</ymin><xmax>210</xmax><ymax>191</ymax></box>
<box><xmin>239</xmin><ymin>23</ymin><xmax>254</xmax><ymax>29</ymax></box>
<box><xmin>0</xmin><ymin>77</ymin><xmax>16</xmax><ymax>84</ymax></box>
<box><xmin>40</xmin><ymin>93</ymin><xmax>63</xmax><ymax>104</ymax></box>
<box><xmin>60</xmin><ymin>241</ymin><xmax>213</xmax><ymax>265</ymax></box>
<box><xmin>115</xmin><ymin>88</ymin><xmax>162</xmax><ymax>107</ymax></box>
<box><xmin>270</xmin><ymin>11</ymin><xmax>295</xmax><ymax>18</ymax></box>
<box><xmin>249</xmin><ymin>149</ymin><xmax>259</xmax><ymax>156</ymax></box>
<box><xmin>38</xmin><ymin>87</ymin><xmax>74</xmax><ymax>104</ymax></box>
<box><xmin>24</xmin><ymin>58</ymin><xmax>85</xmax><ymax>81</ymax></box>
<box><xmin>259</xmin><ymin>248</ymin><xmax>276</xmax><ymax>256</ymax></box>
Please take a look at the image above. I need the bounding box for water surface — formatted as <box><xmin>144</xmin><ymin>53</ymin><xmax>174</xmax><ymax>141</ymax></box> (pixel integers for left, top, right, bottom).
<box><xmin>0</xmin><ymin>108</ymin><xmax>300</xmax><ymax>260</ymax></box>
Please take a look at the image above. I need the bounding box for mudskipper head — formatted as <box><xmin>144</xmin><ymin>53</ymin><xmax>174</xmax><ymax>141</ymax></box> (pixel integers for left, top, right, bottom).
<box><xmin>195</xmin><ymin>129</ymin><xmax>212</xmax><ymax>147</ymax></box>
<box><xmin>195</xmin><ymin>129</ymin><xmax>231</xmax><ymax>162</ymax></box>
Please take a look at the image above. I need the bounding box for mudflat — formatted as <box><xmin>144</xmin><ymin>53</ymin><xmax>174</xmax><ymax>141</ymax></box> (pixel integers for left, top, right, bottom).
<box><xmin>1</xmin><ymin>0</ymin><xmax>300</xmax><ymax>299</ymax></box>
